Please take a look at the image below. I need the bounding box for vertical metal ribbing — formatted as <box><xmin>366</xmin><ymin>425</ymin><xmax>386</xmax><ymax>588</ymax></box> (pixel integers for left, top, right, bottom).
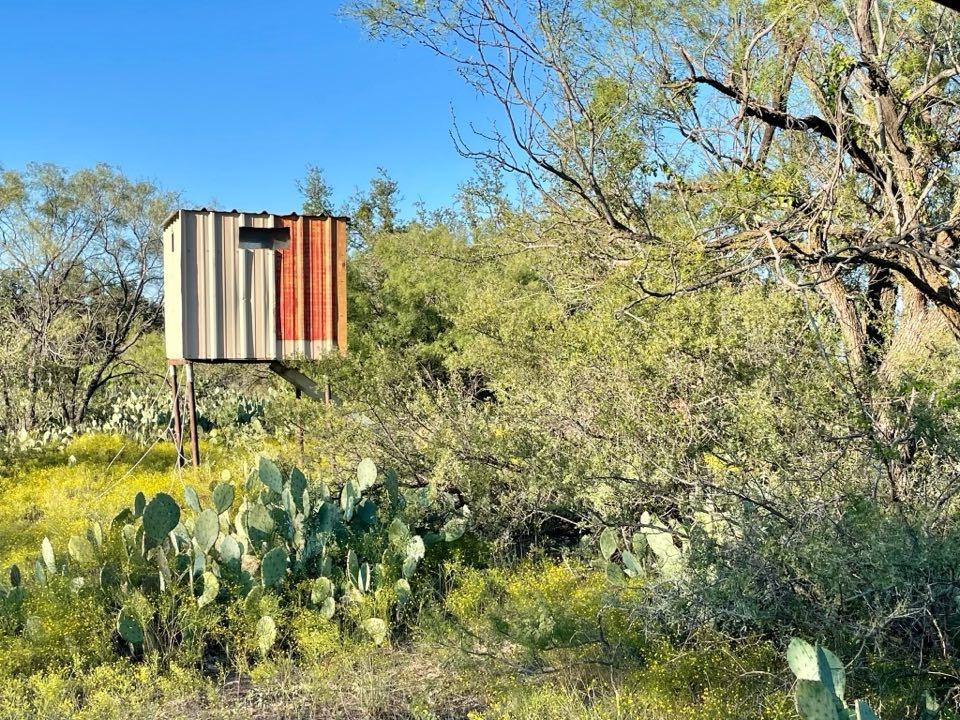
<box><xmin>181</xmin><ymin>212</ymin><xmax>198</xmax><ymax>359</ymax></box>
<box><xmin>207</xmin><ymin>211</ymin><xmax>222</xmax><ymax>359</ymax></box>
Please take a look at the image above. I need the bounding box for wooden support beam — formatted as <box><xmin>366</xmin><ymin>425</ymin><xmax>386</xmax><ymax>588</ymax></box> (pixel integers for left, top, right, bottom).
<box><xmin>268</xmin><ymin>361</ymin><xmax>324</xmax><ymax>402</ymax></box>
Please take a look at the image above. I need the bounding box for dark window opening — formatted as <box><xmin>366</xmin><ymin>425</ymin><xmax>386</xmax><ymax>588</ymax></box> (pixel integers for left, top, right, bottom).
<box><xmin>239</xmin><ymin>226</ymin><xmax>290</xmax><ymax>250</ymax></box>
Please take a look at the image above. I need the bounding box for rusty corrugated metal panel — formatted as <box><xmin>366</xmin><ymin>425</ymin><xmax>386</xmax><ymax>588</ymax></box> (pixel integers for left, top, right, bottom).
<box><xmin>163</xmin><ymin>209</ymin><xmax>348</xmax><ymax>362</ymax></box>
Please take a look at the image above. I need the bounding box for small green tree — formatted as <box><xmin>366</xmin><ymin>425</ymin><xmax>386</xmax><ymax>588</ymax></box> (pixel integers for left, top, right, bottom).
<box><xmin>298</xmin><ymin>165</ymin><xmax>334</xmax><ymax>216</ymax></box>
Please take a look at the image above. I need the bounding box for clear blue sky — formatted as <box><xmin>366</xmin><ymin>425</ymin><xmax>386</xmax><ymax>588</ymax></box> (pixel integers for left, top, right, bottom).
<box><xmin>0</xmin><ymin>1</ymin><xmax>486</xmax><ymax>215</ymax></box>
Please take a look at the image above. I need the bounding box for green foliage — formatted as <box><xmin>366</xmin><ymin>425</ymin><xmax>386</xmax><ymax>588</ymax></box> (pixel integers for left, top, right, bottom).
<box><xmin>298</xmin><ymin>165</ymin><xmax>335</xmax><ymax>216</ymax></box>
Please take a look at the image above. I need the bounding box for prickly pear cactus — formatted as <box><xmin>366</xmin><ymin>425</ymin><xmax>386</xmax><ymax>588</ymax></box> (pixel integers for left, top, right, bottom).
<box><xmin>357</xmin><ymin>458</ymin><xmax>377</xmax><ymax>491</ymax></box>
<box><xmin>212</xmin><ymin>483</ymin><xmax>235</xmax><ymax>514</ymax></box>
<box><xmin>599</xmin><ymin>527</ymin><xmax>618</xmax><ymax>560</ymax></box>
<box><xmin>787</xmin><ymin>639</ymin><xmax>883</xmax><ymax>720</ymax></box>
<box><xmin>795</xmin><ymin>680</ymin><xmax>839</xmax><ymax>720</ymax></box>
<box><xmin>142</xmin><ymin>493</ymin><xmax>180</xmax><ymax>541</ymax></box>
<box><xmin>183</xmin><ymin>486</ymin><xmax>202</xmax><ymax>513</ymax></box>
<box><xmin>193</xmin><ymin>509</ymin><xmax>220</xmax><ymax>553</ymax></box>
<box><xmin>218</xmin><ymin>534</ymin><xmax>242</xmax><ymax>565</ymax></box>
<box><xmin>258</xmin><ymin>457</ymin><xmax>283</xmax><ymax>493</ymax></box>
<box><xmin>117</xmin><ymin>607</ymin><xmax>144</xmax><ymax>645</ymax></box>
<box><xmin>40</xmin><ymin>537</ymin><xmax>55</xmax><ymax>573</ymax></box>
<box><xmin>260</xmin><ymin>546</ymin><xmax>287</xmax><ymax>587</ymax></box>
<box><xmin>198</xmin><ymin>571</ymin><xmax>219</xmax><ymax>608</ymax></box>
<box><xmin>39</xmin><ymin>457</ymin><xmax>460</xmax><ymax>661</ymax></box>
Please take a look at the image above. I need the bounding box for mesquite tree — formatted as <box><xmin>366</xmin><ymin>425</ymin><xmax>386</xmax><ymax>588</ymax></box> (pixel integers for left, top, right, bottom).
<box><xmin>351</xmin><ymin>0</ymin><xmax>960</xmax><ymax>498</ymax></box>
<box><xmin>0</xmin><ymin>164</ymin><xmax>176</xmax><ymax>430</ymax></box>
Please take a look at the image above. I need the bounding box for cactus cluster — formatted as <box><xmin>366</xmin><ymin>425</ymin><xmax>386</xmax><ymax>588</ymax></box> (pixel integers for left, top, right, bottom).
<box><xmin>82</xmin><ymin>385</ymin><xmax>266</xmax><ymax>443</ymax></box>
<box><xmin>784</xmin><ymin>638</ymin><xmax>941</xmax><ymax>720</ymax></box>
<box><xmin>12</xmin><ymin>456</ymin><xmax>470</xmax><ymax>655</ymax></box>
<box><xmin>598</xmin><ymin>511</ymin><xmax>688</xmax><ymax>581</ymax></box>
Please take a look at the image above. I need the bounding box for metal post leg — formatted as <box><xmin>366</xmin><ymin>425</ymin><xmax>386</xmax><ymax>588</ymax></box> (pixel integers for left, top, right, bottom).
<box><xmin>184</xmin><ymin>362</ymin><xmax>200</xmax><ymax>467</ymax></box>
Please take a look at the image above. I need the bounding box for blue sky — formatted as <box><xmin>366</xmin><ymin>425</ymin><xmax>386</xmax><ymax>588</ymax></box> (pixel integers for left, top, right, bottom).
<box><xmin>0</xmin><ymin>2</ymin><xmax>487</xmax><ymax>215</ymax></box>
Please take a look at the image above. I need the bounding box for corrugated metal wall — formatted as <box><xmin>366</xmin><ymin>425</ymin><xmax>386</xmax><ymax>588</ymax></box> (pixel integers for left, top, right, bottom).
<box><xmin>163</xmin><ymin>209</ymin><xmax>347</xmax><ymax>362</ymax></box>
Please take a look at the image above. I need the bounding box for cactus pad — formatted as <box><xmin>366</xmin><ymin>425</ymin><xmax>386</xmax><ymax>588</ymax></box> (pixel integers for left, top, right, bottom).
<box><xmin>258</xmin><ymin>457</ymin><xmax>283</xmax><ymax>493</ymax></box>
<box><xmin>358</xmin><ymin>562</ymin><xmax>371</xmax><ymax>592</ymax></box>
<box><xmin>787</xmin><ymin>638</ymin><xmax>844</xmax><ymax>698</ymax></box>
<box><xmin>787</xmin><ymin>638</ymin><xmax>820</xmax><ymax>680</ymax></box>
<box><xmin>310</xmin><ymin>576</ymin><xmax>334</xmax><ymax>605</ymax></box>
<box><xmin>340</xmin><ymin>479</ymin><xmax>359</xmax><ymax>521</ymax></box>
<box><xmin>183</xmin><ymin>485</ymin><xmax>201</xmax><ymax>513</ymax></box>
<box><xmin>194</xmin><ymin>509</ymin><xmax>220</xmax><ymax>553</ymax></box>
<box><xmin>142</xmin><ymin>493</ymin><xmax>181</xmax><ymax>541</ymax></box>
<box><xmin>320</xmin><ymin>596</ymin><xmax>336</xmax><ymax>619</ymax></box>
<box><xmin>68</xmin><ymin>535</ymin><xmax>96</xmax><ymax>564</ymax></box>
<box><xmin>395</xmin><ymin>579</ymin><xmax>411</xmax><ymax>605</ymax></box>
<box><xmin>357</xmin><ymin>458</ymin><xmax>377</xmax><ymax>490</ymax></box>
<box><xmin>441</xmin><ymin>517</ymin><xmax>467</xmax><ymax>542</ymax></box>
<box><xmin>212</xmin><ymin>483</ymin><xmax>235</xmax><ymax>514</ymax></box>
<box><xmin>261</xmin><ymin>546</ymin><xmax>287</xmax><ymax>588</ymax></box>
<box><xmin>198</xmin><ymin>570</ymin><xmax>219</xmax><ymax>608</ymax></box>
<box><xmin>388</xmin><ymin>518</ymin><xmax>410</xmax><ymax>549</ymax></box>
<box><xmin>246</xmin><ymin>502</ymin><xmax>274</xmax><ymax>545</ymax></box>
<box><xmin>316</xmin><ymin>502</ymin><xmax>338</xmax><ymax>533</ymax></box>
<box><xmin>402</xmin><ymin>535</ymin><xmax>425</xmax><ymax>580</ymax></box>
<box><xmin>794</xmin><ymin>680</ymin><xmax>839</xmax><ymax>720</ymax></box>
<box><xmin>245</xmin><ymin>586</ymin><xmax>263</xmax><ymax>613</ymax></box>
<box><xmin>41</xmin><ymin>537</ymin><xmax>55</xmax><ymax>572</ymax></box>
<box><xmin>355</xmin><ymin>498</ymin><xmax>378</xmax><ymax>528</ymax></box>
<box><xmin>117</xmin><ymin>607</ymin><xmax>144</xmax><ymax>645</ymax></box>
<box><xmin>621</xmin><ymin>550</ymin><xmax>643</xmax><ymax>578</ymax></box>
<box><xmin>854</xmin><ymin>700</ymin><xmax>880</xmax><ymax>720</ymax></box>
<box><xmin>218</xmin><ymin>534</ymin><xmax>242</xmax><ymax>565</ymax></box>
<box><xmin>289</xmin><ymin>468</ymin><xmax>307</xmax><ymax>510</ymax></box>
<box><xmin>599</xmin><ymin>527</ymin><xmax>618</xmax><ymax>560</ymax></box>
